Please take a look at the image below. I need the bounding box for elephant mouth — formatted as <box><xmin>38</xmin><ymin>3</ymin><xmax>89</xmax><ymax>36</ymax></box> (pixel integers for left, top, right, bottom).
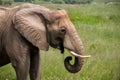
<box><xmin>50</xmin><ymin>43</ymin><xmax>58</xmax><ymax>48</ymax></box>
<box><xmin>50</xmin><ymin>44</ymin><xmax>64</xmax><ymax>54</ymax></box>
<box><xmin>49</xmin><ymin>39</ymin><xmax>64</xmax><ymax>53</ymax></box>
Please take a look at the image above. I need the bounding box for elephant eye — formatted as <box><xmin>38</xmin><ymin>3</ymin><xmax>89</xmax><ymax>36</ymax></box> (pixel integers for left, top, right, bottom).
<box><xmin>60</xmin><ymin>27</ymin><xmax>66</xmax><ymax>34</ymax></box>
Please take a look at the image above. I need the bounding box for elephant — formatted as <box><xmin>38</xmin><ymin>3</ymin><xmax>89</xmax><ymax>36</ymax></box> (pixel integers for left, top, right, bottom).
<box><xmin>0</xmin><ymin>3</ymin><xmax>90</xmax><ymax>80</ymax></box>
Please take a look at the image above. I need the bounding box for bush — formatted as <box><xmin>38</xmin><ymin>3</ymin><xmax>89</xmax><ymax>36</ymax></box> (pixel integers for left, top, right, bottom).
<box><xmin>51</xmin><ymin>0</ymin><xmax>65</xmax><ymax>4</ymax></box>
<box><xmin>32</xmin><ymin>0</ymin><xmax>52</xmax><ymax>4</ymax></box>
<box><xmin>44</xmin><ymin>0</ymin><xmax>51</xmax><ymax>2</ymax></box>
<box><xmin>0</xmin><ymin>0</ymin><xmax>13</xmax><ymax>5</ymax></box>
<box><xmin>64</xmin><ymin>0</ymin><xmax>92</xmax><ymax>4</ymax></box>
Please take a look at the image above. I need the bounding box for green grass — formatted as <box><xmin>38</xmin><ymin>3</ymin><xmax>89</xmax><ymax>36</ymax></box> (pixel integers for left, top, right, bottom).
<box><xmin>0</xmin><ymin>4</ymin><xmax>120</xmax><ymax>80</ymax></box>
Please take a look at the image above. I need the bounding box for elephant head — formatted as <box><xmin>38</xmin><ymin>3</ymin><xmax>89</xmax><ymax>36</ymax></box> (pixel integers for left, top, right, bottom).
<box><xmin>13</xmin><ymin>4</ymin><xmax>90</xmax><ymax>73</ymax></box>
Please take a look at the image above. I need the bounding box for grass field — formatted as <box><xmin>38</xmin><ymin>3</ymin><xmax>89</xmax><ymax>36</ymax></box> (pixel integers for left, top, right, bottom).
<box><xmin>0</xmin><ymin>3</ymin><xmax>120</xmax><ymax>80</ymax></box>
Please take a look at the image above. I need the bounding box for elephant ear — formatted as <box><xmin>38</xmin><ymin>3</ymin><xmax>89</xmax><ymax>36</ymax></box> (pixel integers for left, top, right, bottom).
<box><xmin>13</xmin><ymin>7</ymin><xmax>51</xmax><ymax>51</ymax></box>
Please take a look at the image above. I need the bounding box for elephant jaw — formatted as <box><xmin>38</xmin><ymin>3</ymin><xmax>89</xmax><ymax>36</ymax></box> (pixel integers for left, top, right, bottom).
<box><xmin>69</xmin><ymin>51</ymin><xmax>91</xmax><ymax>58</ymax></box>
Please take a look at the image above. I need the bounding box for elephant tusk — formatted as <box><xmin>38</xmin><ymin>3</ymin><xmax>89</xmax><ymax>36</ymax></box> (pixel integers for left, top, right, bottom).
<box><xmin>70</xmin><ymin>51</ymin><xmax>91</xmax><ymax>58</ymax></box>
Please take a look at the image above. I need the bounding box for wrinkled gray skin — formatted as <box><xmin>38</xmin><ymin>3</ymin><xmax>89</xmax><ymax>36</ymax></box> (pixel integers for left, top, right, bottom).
<box><xmin>0</xmin><ymin>4</ymin><xmax>84</xmax><ymax>80</ymax></box>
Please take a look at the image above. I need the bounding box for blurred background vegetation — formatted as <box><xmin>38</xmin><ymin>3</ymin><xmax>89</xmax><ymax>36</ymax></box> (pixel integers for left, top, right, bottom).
<box><xmin>0</xmin><ymin>0</ymin><xmax>120</xmax><ymax>6</ymax></box>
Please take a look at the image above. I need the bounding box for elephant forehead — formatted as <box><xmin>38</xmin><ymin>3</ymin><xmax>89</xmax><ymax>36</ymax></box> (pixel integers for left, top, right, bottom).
<box><xmin>58</xmin><ymin>10</ymin><xmax>67</xmax><ymax>15</ymax></box>
<box><xmin>53</xmin><ymin>9</ymin><xmax>69</xmax><ymax>19</ymax></box>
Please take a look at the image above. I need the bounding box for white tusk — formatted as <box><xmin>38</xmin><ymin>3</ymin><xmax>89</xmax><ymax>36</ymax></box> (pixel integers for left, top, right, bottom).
<box><xmin>70</xmin><ymin>51</ymin><xmax>91</xmax><ymax>58</ymax></box>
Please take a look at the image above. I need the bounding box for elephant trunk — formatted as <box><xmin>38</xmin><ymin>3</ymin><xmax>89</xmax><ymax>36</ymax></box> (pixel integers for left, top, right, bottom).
<box><xmin>64</xmin><ymin>28</ymin><xmax>90</xmax><ymax>73</ymax></box>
